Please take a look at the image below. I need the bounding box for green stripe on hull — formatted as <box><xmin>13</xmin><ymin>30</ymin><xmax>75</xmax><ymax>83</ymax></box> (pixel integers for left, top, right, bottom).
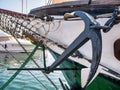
<box><xmin>50</xmin><ymin>50</ymin><xmax>120</xmax><ymax>90</ymax></box>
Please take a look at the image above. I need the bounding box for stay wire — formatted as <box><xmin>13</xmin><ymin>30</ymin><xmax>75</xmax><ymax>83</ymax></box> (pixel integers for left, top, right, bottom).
<box><xmin>1</xmin><ymin>14</ymin><xmax>49</xmax><ymax>90</ymax></box>
<box><xmin>2</xmin><ymin>13</ymin><xmax>58</xmax><ymax>90</ymax></box>
<box><xmin>10</xmin><ymin>15</ymin><xmax>58</xmax><ymax>90</ymax></box>
<box><xmin>10</xmin><ymin>29</ymin><xmax>49</xmax><ymax>90</ymax></box>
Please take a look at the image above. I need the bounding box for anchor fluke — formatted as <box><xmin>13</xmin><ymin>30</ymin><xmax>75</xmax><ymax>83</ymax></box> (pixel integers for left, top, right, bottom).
<box><xmin>81</xmin><ymin>67</ymin><xmax>102</xmax><ymax>88</ymax></box>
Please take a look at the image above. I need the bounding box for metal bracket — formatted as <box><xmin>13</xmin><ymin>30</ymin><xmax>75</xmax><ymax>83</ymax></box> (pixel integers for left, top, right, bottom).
<box><xmin>103</xmin><ymin>8</ymin><xmax>120</xmax><ymax>32</ymax></box>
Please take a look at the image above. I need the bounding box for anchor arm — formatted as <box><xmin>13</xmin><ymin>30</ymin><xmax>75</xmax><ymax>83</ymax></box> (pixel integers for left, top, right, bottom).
<box><xmin>84</xmin><ymin>30</ymin><xmax>102</xmax><ymax>87</ymax></box>
<box><xmin>48</xmin><ymin>32</ymin><xmax>89</xmax><ymax>71</ymax></box>
<box><xmin>74</xmin><ymin>11</ymin><xmax>102</xmax><ymax>88</ymax></box>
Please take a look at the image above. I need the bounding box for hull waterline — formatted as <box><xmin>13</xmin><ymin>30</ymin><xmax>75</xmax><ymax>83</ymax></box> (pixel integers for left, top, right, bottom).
<box><xmin>50</xmin><ymin>49</ymin><xmax>120</xmax><ymax>90</ymax></box>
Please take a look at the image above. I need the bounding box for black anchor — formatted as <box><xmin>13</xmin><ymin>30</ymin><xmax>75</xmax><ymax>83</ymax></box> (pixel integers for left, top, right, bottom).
<box><xmin>46</xmin><ymin>11</ymin><xmax>108</xmax><ymax>88</ymax></box>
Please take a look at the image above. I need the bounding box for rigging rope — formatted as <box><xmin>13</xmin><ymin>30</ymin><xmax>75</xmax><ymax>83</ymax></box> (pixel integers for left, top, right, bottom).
<box><xmin>9</xmin><ymin>27</ymin><xmax>59</xmax><ymax>89</ymax></box>
<box><xmin>0</xmin><ymin>9</ymin><xmax>59</xmax><ymax>90</ymax></box>
<box><xmin>28</xmin><ymin>71</ymin><xmax>49</xmax><ymax>90</ymax></box>
<box><xmin>0</xmin><ymin>16</ymin><xmax>49</xmax><ymax>89</ymax></box>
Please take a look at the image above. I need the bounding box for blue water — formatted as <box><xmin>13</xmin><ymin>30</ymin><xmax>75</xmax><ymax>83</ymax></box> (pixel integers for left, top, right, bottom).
<box><xmin>0</xmin><ymin>50</ymin><xmax>68</xmax><ymax>90</ymax></box>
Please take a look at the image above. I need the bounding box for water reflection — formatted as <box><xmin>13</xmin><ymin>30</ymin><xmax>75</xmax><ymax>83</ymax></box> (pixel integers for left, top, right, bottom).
<box><xmin>0</xmin><ymin>50</ymin><xmax>68</xmax><ymax>90</ymax></box>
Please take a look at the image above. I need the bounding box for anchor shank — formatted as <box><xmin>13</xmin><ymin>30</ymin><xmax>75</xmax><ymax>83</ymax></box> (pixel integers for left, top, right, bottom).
<box><xmin>48</xmin><ymin>32</ymin><xmax>89</xmax><ymax>72</ymax></box>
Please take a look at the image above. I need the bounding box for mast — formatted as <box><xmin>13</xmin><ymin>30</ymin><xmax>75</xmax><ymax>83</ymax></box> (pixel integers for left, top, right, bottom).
<box><xmin>21</xmin><ymin>0</ymin><xmax>23</xmax><ymax>13</ymax></box>
<box><xmin>26</xmin><ymin>0</ymin><xmax>27</xmax><ymax>13</ymax></box>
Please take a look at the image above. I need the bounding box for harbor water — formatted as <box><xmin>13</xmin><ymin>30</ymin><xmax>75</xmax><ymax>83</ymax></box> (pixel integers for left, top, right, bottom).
<box><xmin>0</xmin><ymin>50</ymin><xmax>68</xmax><ymax>90</ymax></box>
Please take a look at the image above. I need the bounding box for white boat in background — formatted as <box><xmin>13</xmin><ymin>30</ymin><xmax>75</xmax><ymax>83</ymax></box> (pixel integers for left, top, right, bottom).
<box><xmin>0</xmin><ymin>30</ymin><xmax>35</xmax><ymax>52</ymax></box>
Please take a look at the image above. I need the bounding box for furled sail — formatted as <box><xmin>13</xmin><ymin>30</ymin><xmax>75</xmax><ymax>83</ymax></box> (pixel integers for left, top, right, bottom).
<box><xmin>29</xmin><ymin>0</ymin><xmax>120</xmax><ymax>18</ymax></box>
<box><xmin>51</xmin><ymin>0</ymin><xmax>120</xmax><ymax>4</ymax></box>
<box><xmin>51</xmin><ymin>0</ymin><xmax>74</xmax><ymax>4</ymax></box>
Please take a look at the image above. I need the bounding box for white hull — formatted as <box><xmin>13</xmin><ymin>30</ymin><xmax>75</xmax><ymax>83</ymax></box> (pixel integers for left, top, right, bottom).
<box><xmin>0</xmin><ymin>30</ymin><xmax>35</xmax><ymax>53</ymax></box>
<box><xmin>0</xmin><ymin>39</ymin><xmax>35</xmax><ymax>52</ymax></box>
<box><xmin>35</xmin><ymin>17</ymin><xmax>120</xmax><ymax>77</ymax></box>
